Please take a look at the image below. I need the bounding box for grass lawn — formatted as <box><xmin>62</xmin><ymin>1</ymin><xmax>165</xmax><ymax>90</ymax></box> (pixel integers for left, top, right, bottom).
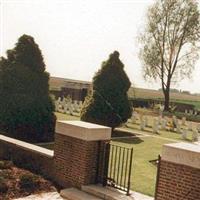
<box><xmin>55</xmin><ymin>112</ymin><xmax>80</xmax><ymax>121</ymax></box>
<box><xmin>54</xmin><ymin>112</ymin><xmax>189</xmax><ymax>196</ymax></box>
<box><xmin>112</xmin><ymin>136</ymin><xmax>175</xmax><ymax>197</ymax></box>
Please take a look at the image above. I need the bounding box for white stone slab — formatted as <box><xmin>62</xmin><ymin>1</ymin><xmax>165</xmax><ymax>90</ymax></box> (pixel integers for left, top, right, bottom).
<box><xmin>56</xmin><ymin>120</ymin><xmax>111</xmax><ymax>141</ymax></box>
<box><xmin>14</xmin><ymin>192</ymin><xmax>63</xmax><ymax>200</ymax></box>
<box><xmin>0</xmin><ymin>135</ymin><xmax>54</xmax><ymax>158</ymax></box>
<box><xmin>162</xmin><ymin>142</ymin><xmax>200</xmax><ymax>169</ymax></box>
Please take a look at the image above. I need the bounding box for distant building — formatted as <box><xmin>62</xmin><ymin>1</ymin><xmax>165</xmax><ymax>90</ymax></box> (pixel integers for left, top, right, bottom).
<box><xmin>49</xmin><ymin>77</ymin><xmax>92</xmax><ymax>101</ymax></box>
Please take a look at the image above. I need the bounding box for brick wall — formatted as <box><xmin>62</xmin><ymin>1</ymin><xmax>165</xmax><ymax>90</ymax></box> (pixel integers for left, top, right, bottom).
<box><xmin>0</xmin><ymin>135</ymin><xmax>54</xmax><ymax>180</ymax></box>
<box><xmin>54</xmin><ymin>133</ymin><xmax>102</xmax><ymax>188</ymax></box>
<box><xmin>156</xmin><ymin>158</ymin><xmax>200</xmax><ymax>200</ymax></box>
<box><xmin>155</xmin><ymin>143</ymin><xmax>200</xmax><ymax>200</ymax></box>
<box><xmin>0</xmin><ymin>121</ymin><xmax>111</xmax><ymax>190</ymax></box>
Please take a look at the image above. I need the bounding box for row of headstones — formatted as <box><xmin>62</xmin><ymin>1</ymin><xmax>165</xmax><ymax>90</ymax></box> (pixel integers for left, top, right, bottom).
<box><xmin>185</xmin><ymin>109</ymin><xmax>198</xmax><ymax>115</ymax></box>
<box><xmin>55</xmin><ymin>97</ymin><xmax>83</xmax><ymax>115</ymax></box>
<box><xmin>130</xmin><ymin>112</ymin><xmax>200</xmax><ymax>142</ymax></box>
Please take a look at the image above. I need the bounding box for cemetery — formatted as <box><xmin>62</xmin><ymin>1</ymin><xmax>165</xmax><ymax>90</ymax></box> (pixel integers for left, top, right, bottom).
<box><xmin>54</xmin><ymin>99</ymin><xmax>200</xmax><ymax>143</ymax></box>
<box><xmin>1</xmin><ymin>0</ymin><xmax>200</xmax><ymax>199</ymax></box>
<box><xmin>52</xmin><ymin>103</ymin><xmax>200</xmax><ymax>197</ymax></box>
<box><xmin>44</xmin><ymin>84</ymin><xmax>200</xmax><ymax>197</ymax></box>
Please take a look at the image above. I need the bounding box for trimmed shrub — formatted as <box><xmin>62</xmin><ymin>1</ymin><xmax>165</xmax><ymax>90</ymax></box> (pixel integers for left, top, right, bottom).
<box><xmin>81</xmin><ymin>51</ymin><xmax>132</xmax><ymax>129</ymax></box>
<box><xmin>0</xmin><ymin>35</ymin><xmax>56</xmax><ymax>142</ymax></box>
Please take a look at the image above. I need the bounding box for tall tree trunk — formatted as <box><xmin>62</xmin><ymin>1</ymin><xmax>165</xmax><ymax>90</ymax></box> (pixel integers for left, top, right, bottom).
<box><xmin>164</xmin><ymin>88</ymin><xmax>170</xmax><ymax>111</ymax></box>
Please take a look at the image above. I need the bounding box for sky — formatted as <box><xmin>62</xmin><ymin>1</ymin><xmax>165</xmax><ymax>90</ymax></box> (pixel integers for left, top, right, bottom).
<box><xmin>1</xmin><ymin>0</ymin><xmax>200</xmax><ymax>93</ymax></box>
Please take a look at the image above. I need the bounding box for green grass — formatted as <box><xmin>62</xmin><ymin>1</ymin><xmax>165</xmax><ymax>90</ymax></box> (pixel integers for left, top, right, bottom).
<box><xmin>55</xmin><ymin>112</ymin><xmax>80</xmax><ymax>121</ymax></box>
<box><xmin>112</xmin><ymin>136</ymin><xmax>175</xmax><ymax>196</ymax></box>
<box><xmin>172</xmin><ymin>99</ymin><xmax>200</xmax><ymax>109</ymax></box>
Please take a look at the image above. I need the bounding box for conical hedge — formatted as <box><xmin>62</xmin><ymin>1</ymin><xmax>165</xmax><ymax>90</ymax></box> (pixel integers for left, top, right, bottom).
<box><xmin>0</xmin><ymin>35</ymin><xmax>56</xmax><ymax>142</ymax></box>
<box><xmin>81</xmin><ymin>51</ymin><xmax>132</xmax><ymax>129</ymax></box>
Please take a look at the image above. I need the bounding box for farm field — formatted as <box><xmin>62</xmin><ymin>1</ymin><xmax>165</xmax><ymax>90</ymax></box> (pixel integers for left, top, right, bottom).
<box><xmin>128</xmin><ymin>87</ymin><xmax>200</xmax><ymax>109</ymax></box>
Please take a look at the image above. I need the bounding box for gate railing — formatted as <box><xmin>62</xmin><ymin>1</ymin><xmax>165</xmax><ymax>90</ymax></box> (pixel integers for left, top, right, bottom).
<box><xmin>98</xmin><ymin>142</ymin><xmax>133</xmax><ymax>196</ymax></box>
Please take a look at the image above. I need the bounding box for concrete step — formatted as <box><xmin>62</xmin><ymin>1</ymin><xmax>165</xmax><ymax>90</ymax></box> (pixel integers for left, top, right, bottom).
<box><xmin>60</xmin><ymin>188</ymin><xmax>103</xmax><ymax>200</ymax></box>
<box><xmin>82</xmin><ymin>184</ymin><xmax>134</xmax><ymax>200</ymax></box>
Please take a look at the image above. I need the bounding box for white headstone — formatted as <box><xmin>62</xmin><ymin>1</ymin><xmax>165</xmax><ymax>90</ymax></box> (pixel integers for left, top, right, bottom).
<box><xmin>176</xmin><ymin>122</ymin><xmax>182</xmax><ymax>134</ymax></box>
<box><xmin>161</xmin><ymin>119</ymin><xmax>167</xmax><ymax>130</ymax></box>
<box><xmin>188</xmin><ymin>122</ymin><xmax>193</xmax><ymax>131</ymax></box>
<box><xmin>153</xmin><ymin>118</ymin><xmax>159</xmax><ymax>134</ymax></box>
<box><xmin>158</xmin><ymin>116</ymin><xmax>162</xmax><ymax>125</ymax></box>
<box><xmin>181</xmin><ymin>129</ymin><xmax>187</xmax><ymax>140</ymax></box>
<box><xmin>197</xmin><ymin>124</ymin><xmax>200</xmax><ymax>133</ymax></box>
<box><xmin>140</xmin><ymin>119</ymin><xmax>145</xmax><ymax>131</ymax></box>
<box><xmin>131</xmin><ymin>111</ymin><xmax>137</xmax><ymax>124</ymax></box>
<box><xmin>73</xmin><ymin>100</ymin><xmax>80</xmax><ymax>112</ymax></box>
<box><xmin>69</xmin><ymin>103</ymin><xmax>74</xmax><ymax>115</ymax></box>
<box><xmin>182</xmin><ymin>117</ymin><xmax>186</xmax><ymax>126</ymax></box>
<box><xmin>189</xmin><ymin>110</ymin><xmax>193</xmax><ymax>115</ymax></box>
<box><xmin>144</xmin><ymin>116</ymin><xmax>148</xmax><ymax>127</ymax></box>
<box><xmin>55</xmin><ymin>100</ymin><xmax>59</xmax><ymax>112</ymax></box>
<box><xmin>192</xmin><ymin>130</ymin><xmax>199</xmax><ymax>142</ymax></box>
<box><xmin>139</xmin><ymin>114</ymin><xmax>143</xmax><ymax>123</ymax></box>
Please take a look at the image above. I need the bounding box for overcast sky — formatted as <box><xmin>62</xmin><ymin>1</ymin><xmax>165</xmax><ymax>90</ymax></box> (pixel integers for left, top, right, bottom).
<box><xmin>1</xmin><ymin>0</ymin><xmax>200</xmax><ymax>93</ymax></box>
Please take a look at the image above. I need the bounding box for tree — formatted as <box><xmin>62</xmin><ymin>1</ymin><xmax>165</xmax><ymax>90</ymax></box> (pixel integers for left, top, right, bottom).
<box><xmin>139</xmin><ymin>0</ymin><xmax>200</xmax><ymax>111</ymax></box>
<box><xmin>80</xmin><ymin>51</ymin><xmax>132</xmax><ymax>130</ymax></box>
<box><xmin>0</xmin><ymin>35</ymin><xmax>56</xmax><ymax>142</ymax></box>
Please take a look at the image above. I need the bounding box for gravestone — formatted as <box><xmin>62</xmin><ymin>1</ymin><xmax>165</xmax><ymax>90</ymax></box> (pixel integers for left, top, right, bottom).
<box><xmin>144</xmin><ymin>116</ymin><xmax>148</xmax><ymax>127</ymax></box>
<box><xmin>189</xmin><ymin>110</ymin><xmax>193</xmax><ymax>115</ymax></box>
<box><xmin>73</xmin><ymin>100</ymin><xmax>79</xmax><ymax>113</ymax></box>
<box><xmin>176</xmin><ymin>122</ymin><xmax>182</xmax><ymax>134</ymax></box>
<box><xmin>55</xmin><ymin>100</ymin><xmax>59</xmax><ymax>112</ymax></box>
<box><xmin>188</xmin><ymin>122</ymin><xmax>193</xmax><ymax>131</ymax></box>
<box><xmin>182</xmin><ymin>117</ymin><xmax>186</xmax><ymax>126</ymax></box>
<box><xmin>192</xmin><ymin>130</ymin><xmax>199</xmax><ymax>142</ymax></box>
<box><xmin>63</xmin><ymin>103</ymin><xmax>68</xmax><ymax>114</ymax></box>
<box><xmin>69</xmin><ymin>103</ymin><xmax>74</xmax><ymax>115</ymax></box>
<box><xmin>153</xmin><ymin>118</ymin><xmax>159</xmax><ymax>134</ymax></box>
<box><xmin>140</xmin><ymin>119</ymin><xmax>145</xmax><ymax>131</ymax></box>
<box><xmin>161</xmin><ymin>119</ymin><xmax>167</xmax><ymax>130</ymax></box>
<box><xmin>131</xmin><ymin>111</ymin><xmax>137</xmax><ymax>124</ymax></box>
<box><xmin>197</xmin><ymin>124</ymin><xmax>200</xmax><ymax>133</ymax></box>
<box><xmin>139</xmin><ymin>114</ymin><xmax>143</xmax><ymax>124</ymax></box>
<box><xmin>158</xmin><ymin>116</ymin><xmax>162</xmax><ymax>125</ymax></box>
<box><xmin>181</xmin><ymin>129</ymin><xmax>187</xmax><ymax>140</ymax></box>
<box><xmin>172</xmin><ymin>116</ymin><xmax>178</xmax><ymax>126</ymax></box>
<box><xmin>172</xmin><ymin>116</ymin><xmax>179</xmax><ymax>132</ymax></box>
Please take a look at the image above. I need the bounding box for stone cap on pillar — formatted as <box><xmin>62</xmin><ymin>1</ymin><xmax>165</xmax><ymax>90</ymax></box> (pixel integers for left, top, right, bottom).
<box><xmin>162</xmin><ymin>142</ymin><xmax>200</xmax><ymax>169</ymax></box>
<box><xmin>56</xmin><ymin>120</ymin><xmax>111</xmax><ymax>141</ymax></box>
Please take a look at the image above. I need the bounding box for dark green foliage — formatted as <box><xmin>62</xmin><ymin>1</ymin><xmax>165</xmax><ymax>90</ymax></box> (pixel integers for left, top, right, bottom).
<box><xmin>0</xmin><ymin>160</ymin><xmax>13</xmax><ymax>170</ymax></box>
<box><xmin>19</xmin><ymin>174</ymin><xmax>38</xmax><ymax>191</ymax></box>
<box><xmin>0</xmin><ymin>177</ymin><xmax>8</xmax><ymax>193</ymax></box>
<box><xmin>81</xmin><ymin>51</ymin><xmax>132</xmax><ymax>128</ymax></box>
<box><xmin>0</xmin><ymin>35</ymin><xmax>56</xmax><ymax>142</ymax></box>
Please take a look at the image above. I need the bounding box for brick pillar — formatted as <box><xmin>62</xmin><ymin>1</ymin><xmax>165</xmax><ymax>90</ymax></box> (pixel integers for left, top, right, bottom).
<box><xmin>155</xmin><ymin>143</ymin><xmax>200</xmax><ymax>200</ymax></box>
<box><xmin>54</xmin><ymin>120</ymin><xmax>111</xmax><ymax>188</ymax></box>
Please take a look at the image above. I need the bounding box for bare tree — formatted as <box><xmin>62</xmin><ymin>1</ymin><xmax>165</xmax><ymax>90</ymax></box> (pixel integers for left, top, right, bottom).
<box><xmin>139</xmin><ymin>0</ymin><xmax>200</xmax><ymax>111</ymax></box>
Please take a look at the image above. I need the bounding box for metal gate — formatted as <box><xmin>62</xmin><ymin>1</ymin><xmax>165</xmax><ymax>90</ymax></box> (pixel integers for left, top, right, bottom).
<box><xmin>98</xmin><ymin>142</ymin><xmax>133</xmax><ymax>196</ymax></box>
